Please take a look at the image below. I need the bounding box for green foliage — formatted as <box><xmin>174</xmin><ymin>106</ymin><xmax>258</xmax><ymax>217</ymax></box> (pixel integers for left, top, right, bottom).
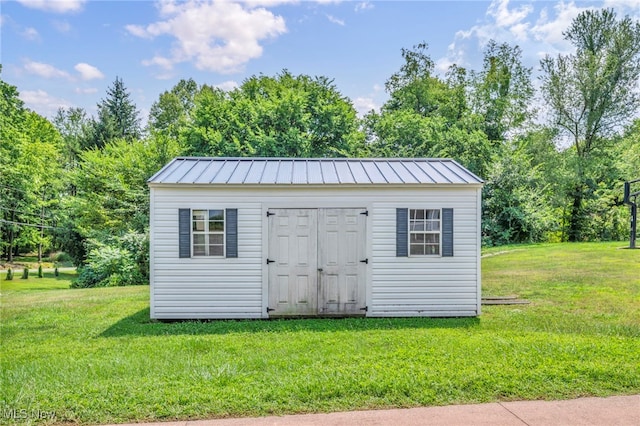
<box><xmin>5</xmin><ymin>268</ymin><xmax>13</xmax><ymax>281</ymax></box>
<box><xmin>37</xmin><ymin>264</ymin><xmax>43</xmax><ymax>278</ymax></box>
<box><xmin>471</xmin><ymin>40</ymin><xmax>534</xmax><ymax>143</ymax></box>
<box><xmin>1</xmin><ymin>243</ymin><xmax>638</xmax><ymax>424</ymax></box>
<box><xmin>21</xmin><ymin>267</ymin><xmax>28</xmax><ymax>279</ymax></box>
<box><xmin>91</xmin><ymin>77</ymin><xmax>142</xmax><ymax>148</ymax></box>
<box><xmin>183</xmin><ymin>71</ymin><xmax>363</xmax><ymax>157</ymax></box>
<box><xmin>73</xmin><ymin>230</ymin><xmax>148</xmax><ymax>288</ymax></box>
<box><xmin>540</xmin><ymin>8</ymin><xmax>640</xmax><ymax>241</ymax></box>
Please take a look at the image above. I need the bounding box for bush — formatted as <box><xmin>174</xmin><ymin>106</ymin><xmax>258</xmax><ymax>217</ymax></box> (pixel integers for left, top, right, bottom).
<box><xmin>21</xmin><ymin>268</ymin><xmax>29</xmax><ymax>279</ymax></box>
<box><xmin>50</xmin><ymin>251</ymin><xmax>72</xmax><ymax>263</ymax></box>
<box><xmin>5</xmin><ymin>268</ymin><xmax>13</xmax><ymax>281</ymax></box>
<box><xmin>54</xmin><ymin>266</ymin><xmax>59</xmax><ymax>277</ymax></box>
<box><xmin>73</xmin><ymin>245</ymin><xmax>145</xmax><ymax>288</ymax></box>
<box><xmin>38</xmin><ymin>264</ymin><xmax>43</xmax><ymax>278</ymax></box>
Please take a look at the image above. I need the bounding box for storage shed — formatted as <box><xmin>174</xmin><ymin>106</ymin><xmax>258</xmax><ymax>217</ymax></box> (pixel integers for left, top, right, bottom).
<box><xmin>148</xmin><ymin>157</ymin><xmax>483</xmax><ymax>319</ymax></box>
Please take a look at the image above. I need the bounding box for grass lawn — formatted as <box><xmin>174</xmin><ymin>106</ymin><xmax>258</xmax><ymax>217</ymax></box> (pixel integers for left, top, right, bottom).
<box><xmin>1</xmin><ymin>242</ymin><xmax>639</xmax><ymax>425</ymax></box>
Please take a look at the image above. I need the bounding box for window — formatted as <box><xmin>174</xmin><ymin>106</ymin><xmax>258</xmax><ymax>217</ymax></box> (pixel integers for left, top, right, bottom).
<box><xmin>192</xmin><ymin>209</ymin><xmax>224</xmax><ymax>256</ymax></box>
<box><xmin>409</xmin><ymin>209</ymin><xmax>440</xmax><ymax>255</ymax></box>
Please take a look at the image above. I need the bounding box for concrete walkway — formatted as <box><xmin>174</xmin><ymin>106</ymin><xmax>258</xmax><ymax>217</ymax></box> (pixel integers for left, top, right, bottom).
<box><xmin>114</xmin><ymin>395</ymin><xmax>639</xmax><ymax>426</ymax></box>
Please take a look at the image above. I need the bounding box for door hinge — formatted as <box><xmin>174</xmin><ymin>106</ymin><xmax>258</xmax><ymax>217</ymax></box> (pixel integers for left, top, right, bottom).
<box><xmin>266</xmin><ymin>211</ymin><xmax>275</xmax><ymax>217</ymax></box>
<box><xmin>266</xmin><ymin>307</ymin><xmax>275</xmax><ymax>313</ymax></box>
<box><xmin>360</xmin><ymin>306</ymin><xmax>368</xmax><ymax>312</ymax></box>
<box><xmin>266</xmin><ymin>258</ymin><xmax>275</xmax><ymax>264</ymax></box>
<box><xmin>360</xmin><ymin>210</ymin><xmax>369</xmax><ymax>216</ymax></box>
<box><xmin>360</xmin><ymin>258</ymin><xmax>368</xmax><ymax>264</ymax></box>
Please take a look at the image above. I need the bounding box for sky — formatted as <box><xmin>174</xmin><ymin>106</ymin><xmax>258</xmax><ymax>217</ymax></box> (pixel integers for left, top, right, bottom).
<box><xmin>2</xmin><ymin>0</ymin><xmax>639</xmax><ymax>122</ymax></box>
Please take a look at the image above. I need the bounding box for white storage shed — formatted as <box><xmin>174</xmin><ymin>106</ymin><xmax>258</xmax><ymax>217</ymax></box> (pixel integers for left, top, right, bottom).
<box><xmin>148</xmin><ymin>157</ymin><xmax>483</xmax><ymax>319</ymax></box>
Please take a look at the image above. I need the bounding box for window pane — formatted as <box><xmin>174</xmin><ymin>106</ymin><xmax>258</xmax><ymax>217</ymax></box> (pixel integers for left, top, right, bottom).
<box><xmin>209</xmin><ymin>210</ymin><xmax>224</xmax><ymax>221</ymax></box>
<box><xmin>410</xmin><ymin>233</ymin><xmax>425</xmax><ymax>243</ymax></box>
<box><xmin>210</xmin><ymin>221</ymin><xmax>224</xmax><ymax>231</ymax></box>
<box><xmin>193</xmin><ymin>245</ymin><xmax>206</xmax><ymax>256</ymax></box>
<box><xmin>193</xmin><ymin>234</ymin><xmax>205</xmax><ymax>244</ymax></box>
<box><xmin>210</xmin><ymin>233</ymin><xmax>223</xmax><ymax>245</ymax></box>
<box><xmin>210</xmin><ymin>245</ymin><xmax>223</xmax><ymax>256</ymax></box>
<box><xmin>193</xmin><ymin>210</ymin><xmax>206</xmax><ymax>221</ymax></box>
<box><xmin>425</xmin><ymin>234</ymin><xmax>440</xmax><ymax>244</ymax></box>
<box><xmin>410</xmin><ymin>221</ymin><xmax>425</xmax><ymax>231</ymax></box>
<box><xmin>411</xmin><ymin>209</ymin><xmax>425</xmax><ymax>219</ymax></box>
<box><xmin>426</xmin><ymin>221</ymin><xmax>440</xmax><ymax>231</ymax></box>
<box><xmin>426</xmin><ymin>210</ymin><xmax>440</xmax><ymax>219</ymax></box>
<box><xmin>425</xmin><ymin>245</ymin><xmax>439</xmax><ymax>255</ymax></box>
<box><xmin>193</xmin><ymin>221</ymin><xmax>205</xmax><ymax>232</ymax></box>
<box><xmin>410</xmin><ymin>244</ymin><xmax>425</xmax><ymax>255</ymax></box>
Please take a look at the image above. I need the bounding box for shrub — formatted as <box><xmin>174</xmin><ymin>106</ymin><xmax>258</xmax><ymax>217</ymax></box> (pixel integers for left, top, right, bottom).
<box><xmin>73</xmin><ymin>245</ymin><xmax>144</xmax><ymax>288</ymax></box>
<box><xmin>21</xmin><ymin>268</ymin><xmax>29</xmax><ymax>279</ymax></box>
<box><xmin>50</xmin><ymin>251</ymin><xmax>72</xmax><ymax>263</ymax></box>
<box><xmin>5</xmin><ymin>268</ymin><xmax>13</xmax><ymax>281</ymax></box>
<box><xmin>38</xmin><ymin>264</ymin><xmax>43</xmax><ymax>278</ymax></box>
<box><xmin>54</xmin><ymin>266</ymin><xmax>59</xmax><ymax>277</ymax></box>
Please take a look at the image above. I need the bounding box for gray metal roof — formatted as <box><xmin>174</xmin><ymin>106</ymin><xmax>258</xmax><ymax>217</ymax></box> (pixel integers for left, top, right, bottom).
<box><xmin>148</xmin><ymin>157</ymin><xmax>484</xmax><ymax>185</ymax></box>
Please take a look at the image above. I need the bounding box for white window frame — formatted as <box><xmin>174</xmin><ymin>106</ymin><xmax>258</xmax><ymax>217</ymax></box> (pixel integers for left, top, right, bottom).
<box><xmin>191</xmin><ymin>209</ymin><xmax>225</xmax><ymax>257</ymax></box>
<box><xmin>408</xmin><ymin>208</ymin><xmax>441</xmax><ymax>256</ymax></box>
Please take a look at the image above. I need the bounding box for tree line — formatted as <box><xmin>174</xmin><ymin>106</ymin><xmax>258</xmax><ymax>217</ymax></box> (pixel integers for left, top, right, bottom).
<box><xmin>1</xmin><ymin>9</ymin><xmax>639</xmax><ymax>286</ymax></box>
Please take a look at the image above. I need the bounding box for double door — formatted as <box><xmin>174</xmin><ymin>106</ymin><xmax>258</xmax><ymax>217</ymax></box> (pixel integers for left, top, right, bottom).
<box><xmin>267</xmin><ymin>208</ymin><xmax>367</xmax><ymax>316</ymax></box>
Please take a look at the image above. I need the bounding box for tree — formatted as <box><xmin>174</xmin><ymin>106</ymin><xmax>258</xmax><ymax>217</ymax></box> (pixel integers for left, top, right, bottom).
<box><xmin>364</xmin><ymin>43</ymin><xmax>492</xmax><ymax>177</ymax></box>
<box><xmin>148</xmin><ymin>78</ymin><xmax>198</xmax><ymax>139</ymax></box>
<box><xmin>471</xmin><ymin>40</ymin><xmax>534</xmax><ymax>143</ymax></box>
<box><xmin>92</xmin><ymin>77</ymin><xmax>142</xmax><ymax>147</ymax></box>
<box><xmin>183</xmin><ymin>71</ymin><xmax>363</xmax><ymax>157</ymax></box>
<box><xmin>53</xmin><ymin>107</ymin><xmax>93</xmax><ymax>170</ymax></box>
<box><xmin>540</xmin><ymin>8</ymin><xmax>640</xmax><ymax>240</ymax></box>
<box><xmin>0</xmin><ymin>73</ymin><xmax>63</xmax><ymax>261</ymax></box>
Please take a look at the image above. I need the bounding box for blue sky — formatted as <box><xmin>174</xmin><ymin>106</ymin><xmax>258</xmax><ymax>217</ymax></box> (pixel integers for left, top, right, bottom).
<box><xmin>2</xmin><ymin>0</ymin><xmax>639</xmax><ymax>121</ymax></box>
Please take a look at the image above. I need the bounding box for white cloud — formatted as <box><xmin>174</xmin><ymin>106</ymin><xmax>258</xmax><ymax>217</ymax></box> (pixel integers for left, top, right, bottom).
<box><xmin>353</xmin><ymin>96</ymin><xmax>377</xmax><ymax>116</ymax></box>
<box><xmin>21</xmin><ymin>27</ymin><xmax>40</xmax><ymax>41</ymax></box>
<box><xmin>74</xmin><ymin>63</ymin><xmax>104</xmax><ymax>80</ymax></box>
<box><xmin>19</xmin><ymin>90</ymin><xmax>72</xmax><ymax>117</ymax></box>
<box><xmin>16</xmin><ymin>0</ymin><xmax>85</xmax><ymax>14</ymax></box>
<box><xmin>214</xmin><ymin>80</ymin><xmax>239</xmax><ymax>91</ymax></box>
<box><xmin>530</xmin><ymin>2</ymin><xmax>591</xmax><ymax>48</ymax></box>
<box><xmin>326</xmin><ymin>14</ymin><xmax>345</xmax><ymax>26</ymax></box>
<box><xmin>23</xmin><ymin>59</ymin><xmax>70</xmax><ymax>79</ymax></box>
<box><xmin>74</xmin><ymin>87</ymin><xmax>98</xmax><ymax>94</ymax></box>
<box><xmin>127</xmin><ymin>0</ymin><xmax>287</xmax><ymax>74</ymax></box>
<box><xmin>355</xmin><ymin>2</ymin><xmax>373</xmax><ymax>13</ymax></box>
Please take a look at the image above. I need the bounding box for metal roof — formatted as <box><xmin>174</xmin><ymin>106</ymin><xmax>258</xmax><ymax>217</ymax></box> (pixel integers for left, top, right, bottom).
<box><xmin>148</xmin><ymin>157</ymin><xmax>484</xmax><ymax>185</ymax></box>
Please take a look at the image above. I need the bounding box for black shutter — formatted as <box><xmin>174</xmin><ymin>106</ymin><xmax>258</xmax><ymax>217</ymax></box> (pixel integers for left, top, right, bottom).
<box><xmin>396</xmin><ymin>208</ymin><xmax>408</xmax><ymax>257</ymax></box>
<box><xmin>442</xmin><ymin>208</ymin><xmax>454</xmax><ymax>257</ymax></box>
<box><xmin>226</xmin><ymin>208</ymin><xmax>238</xmax><ymax>258</ymax></box>
<box><xmin>178</xmin><ymin>208</ymin><xmax>191</xmax><ymax>258</ymax></box>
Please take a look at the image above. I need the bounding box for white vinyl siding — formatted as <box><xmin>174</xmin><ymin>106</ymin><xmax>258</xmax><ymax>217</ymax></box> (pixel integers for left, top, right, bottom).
<box><xmin>149</xmin><ymin>185</ymin><xmax>481</xmax><ymax>319</ymax></box>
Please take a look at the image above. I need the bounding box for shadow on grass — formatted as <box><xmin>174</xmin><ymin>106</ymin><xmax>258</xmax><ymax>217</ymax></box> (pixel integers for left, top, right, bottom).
<box><xmin>100</xmin><ymin>308</ymin><xmax>480</xmax><ymax>337</ymax></box>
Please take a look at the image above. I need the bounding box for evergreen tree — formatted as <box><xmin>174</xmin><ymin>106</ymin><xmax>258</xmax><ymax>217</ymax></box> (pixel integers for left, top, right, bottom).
<box><xmin>92</xmin><ymin>77</ymin><xmax>141</xmax><ymax>147</ymax></box>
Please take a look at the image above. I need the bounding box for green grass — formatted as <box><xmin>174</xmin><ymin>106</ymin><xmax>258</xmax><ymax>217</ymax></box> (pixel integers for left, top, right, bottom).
<box><xmin>1</xmin><ymin>242</ymin><xmax>639</xmax><ymax>425</ymax></box>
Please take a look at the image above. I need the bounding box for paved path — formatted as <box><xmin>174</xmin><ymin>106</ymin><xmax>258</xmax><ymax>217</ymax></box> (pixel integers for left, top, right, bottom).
<box><xmin>113</xmin><ymin>394</ymin><xmax>639</xmax><ymax>426</ymax></box>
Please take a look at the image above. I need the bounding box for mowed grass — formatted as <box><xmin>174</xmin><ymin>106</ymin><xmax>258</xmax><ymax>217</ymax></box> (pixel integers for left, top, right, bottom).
<box><xmin>1</xmin><ymin>243</ymin><xmax>639</xmax><ymax>425</ymax></box>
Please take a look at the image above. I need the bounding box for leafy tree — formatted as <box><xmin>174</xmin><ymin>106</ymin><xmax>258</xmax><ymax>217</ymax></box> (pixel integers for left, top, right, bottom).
<box><xmin>540</xmin><ymin>8</ymin><xmax>640</xmax><ymax>241</ymax></box>
<box><xmin>148</xmin><ymin>78</ymin><xmax>198</xmax><ymax>139</ymax></box>
<box><xmin>471</xmin><ymin>40</ymin><xmax>534</xmax><ymax>143</ymax></box>
<box><xmin>183</xmin><ymin>71</ymin><xmax>363</xmax><ymax>157</ymax></box>
<box><xmin>0</xmin><ymin>71</ymin><xmax>63</xmax><ymax>261</ymax></box>
<box><xmin>92</xmin><ymin>77</ymin><xmax>142</xmax><ymax>147</ymax></box>
<box><xmin>53</xmin><ymin>107</ymin><xmax>93</xmax><ymax>169</ymax></box>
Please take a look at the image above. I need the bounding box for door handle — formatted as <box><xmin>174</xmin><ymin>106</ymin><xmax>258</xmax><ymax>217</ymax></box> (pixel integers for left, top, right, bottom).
<box><xmin>317</xmin><ymin>268</ymin><xmax>323</xmax><ymax>272</ymax></box>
